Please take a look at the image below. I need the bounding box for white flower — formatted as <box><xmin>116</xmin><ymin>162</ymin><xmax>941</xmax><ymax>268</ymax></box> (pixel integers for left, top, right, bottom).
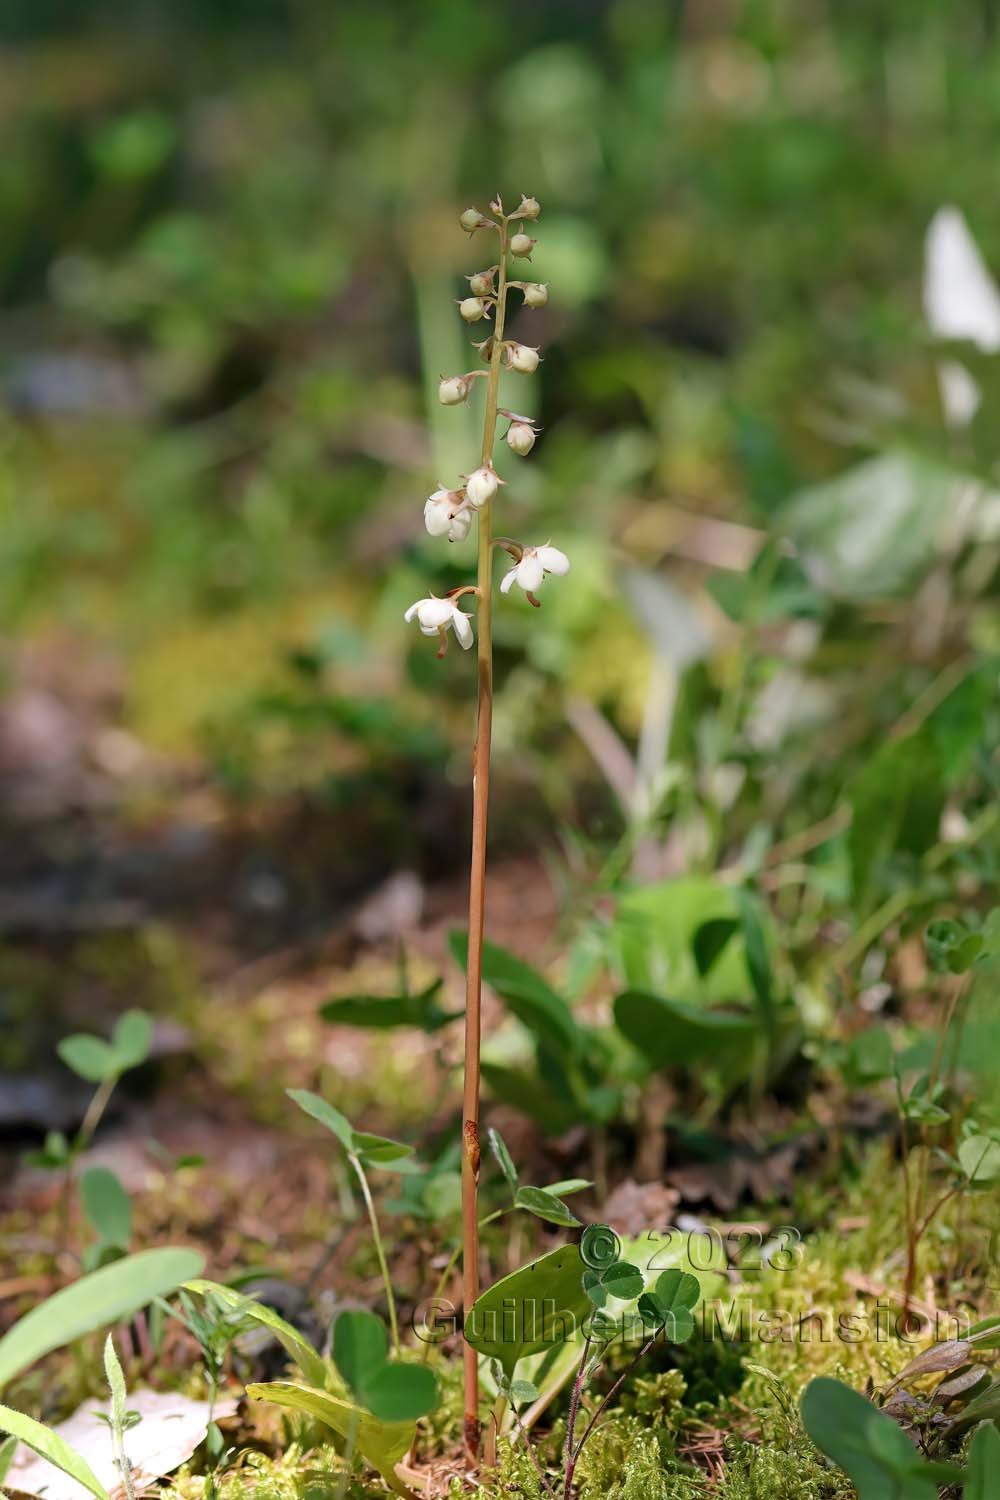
<box><xmin>464</xmin><ymin>463</ymin><xmax>501</xmax><ymax>508</ymax></box>
<box><xmin>507</xmin><ymin>343</ymin><xmax>540</xmax><ymax>374</ymax></box>
<box><xmin>468</xmin><ymin>270</ymin><xmax>495</xmax><ymax>296</ymax></box>
<box><xmin>514</xmin><ymin>195</ymin><xmax>541</xmax><ymax>221</ymax></box>
<box><xmin>460</xmin><ymin>207</ymin><xmax>490</xmax><ymax>233</ymax></box>
<box><xmin>506</xmin><ymin>420</ymin><xmax>537</xmax><ymax>455</ymax></box>
<box><xmin>439</xmin><ymin>375</ymin><xmax>470</xmax><ymax>405</ymax></box>
<box><xmin>500</xmin><ymin>545</ymin><xmax>570</xmax><ymax>598</ymax></box>
<box><xmin>522</xmin><ymin>282</ymin><xmax>548</xmax><ymax>308</ymax></box>
<box><xmin>510</xmin><ymin>233</ymin><xmax>536</xmax><ymax>259</ymax></box>
<box><xmin>458</xmin><ymin>296</ymin><xmax>489</xmax><ymax>323</ymax></box>
<box><xmin>404</xmin><ymin>595</ymin><xmax>474</xmax><ymax>652</ymax></box>
<box><xmin>424</xmin><ymin>488</ymin><xmax>471</xmax><ymax>541</ymax></box>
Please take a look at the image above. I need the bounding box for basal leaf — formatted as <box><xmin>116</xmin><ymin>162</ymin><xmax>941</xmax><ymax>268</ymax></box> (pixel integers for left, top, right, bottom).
<box><xmin>449</xmin><ymin>932</ymin><xmax>580</xmax><ymax>1054</ymax></box>
<box><xmin>363</xmin><ymin>1364</ymin><xmax>437</xmax><ymax>1422</ymax></box>
<box><xmin>614</xmin><ymin>991</ymin><xmax>756</xmax><ymax>1071</ymax></box>
<box><xmin>333</xmin><ymin>1310</ymin><xmax>388</xmax><ymax>1397</ymax></box>
<box><xmin>466</xmin><ymin>1244</ymin><xmax>591</xmax><ymax>1380</ymax></box>
<box><xmin>0</xmin><ymin>1249</ymin><xmax>204</xmax><ymax>1391</ymax></box>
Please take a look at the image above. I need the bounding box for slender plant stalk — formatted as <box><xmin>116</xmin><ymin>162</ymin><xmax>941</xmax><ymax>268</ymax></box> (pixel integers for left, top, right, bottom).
<box><xmin>461</xmin><ymin>216</ymin><xmax>510</xmax><ymax>1458</ymax></box>
<box><xmin>350</xmin><ymin>1152</ymin><xmax>400</xmax><ymax>1354</ymax></box>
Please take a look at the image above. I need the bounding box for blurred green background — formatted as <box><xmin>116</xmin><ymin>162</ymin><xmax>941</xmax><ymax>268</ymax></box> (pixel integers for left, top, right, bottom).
<box><xmin>2</xmin><ymin>0</ymin><xmax>1000</xmax><ymax>964</ymax></box>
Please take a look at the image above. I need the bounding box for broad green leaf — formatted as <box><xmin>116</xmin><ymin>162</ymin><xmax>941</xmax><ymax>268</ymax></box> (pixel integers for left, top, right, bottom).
<box><xmin>488</xmin><ymin>1128</ymin><xmax>519</xmax><ymax>1197</ymax></box>
<box><xmin>481</xmin><ymin>1062</ymin><xmax>580</xmax><ymax>1134</ymax></box>
<box><xmin>246</xmin><ymin>1381</ymin><xmax>413</xmax><ymax>1493</ymax></box>
<box><xmin>286</xmin><ymin>1089</ymin><xmax>354</xmax><ymax>1150</ymax></box>
<box><xmin>466</xmin><ymin>1244</ymin><xmax>591</xmax><ymax>1379</ymax></box>
<box><xmin>56</xmin><ymin>1035</ymin><xmax>118</xmax><ymax>1084</ymax></box>
<box><xmin>0</xmin><ymin>1435</ymin><xmax>17</xmax><ymax>1483</ymax></box>
<box><xmin>449</xmin><ymin>932</ymin><xmax>580</xmax><ymax>1054</ymax></box>
<box><xmin>800</xmin><ymin>1378</ymin><xmax>937</xmax><ymax>1500</ymax></box>
<box><xmin>183</xmin><ymin>1280</ymin><xmax>327</xmax><ymax>1389</ymax></box>
<box><xmin>959</xmin><ymin>1135</ymin><xmax>1000</xmax><ymax>1183</ymax></box>
<box><xmin>80</xmin><ymin>1168</ymin><xmax>132</xmax><ymax>1247</ymax></box>
<box><xmin>614</xmin><ymin>991</ymin><xmax>756</xmax><ymax>1071</ymax></box>
<box><xmin>333</xmin><ymin>1310</ymin><xmax>388</xmax><ymax>1397</ymax></box>
<box><xmin>692</xmin><ymin>918</ymin><xmax>739</xmax><ymax>978</ymax></box>
<box><xmin>111</xmin><ymin>1010</ymin><xmax>153</xmax><ymax>1070</ymax></box>
<box><xmin>363</xmin><ymin>1364</ymin><xmax>437</xmax><ymax>1422</ymax></box>
<box><xmin>965</xmin><ymin>1420</ymin><xmax>1000</xmax><ymax>1498</ymax></box>
<box><xmin>0</xmin><ymin>1405</ymin><xmax>108</xmax><ymax>1500</ymax></box>
<box><xmin>0</xmin><ymin>1248</ymin><xmax>204</xmax><ymax>1390</ymax></box>
<box><xmin>513</xmin><ymin>1186</ymin><xmax>581</xmax><ymax>1228</ymax></box>
<box><xmin>319</xmin><ymin>980</ymin><xmax>457</xmax><ymax>1033</ymax></box>
<box><xmin>736</xmin><ymin>889</ymin><xmax>774</xmax><ymax>1033</ymax></box>
<box><xmin>613</xmin><ymin>877</ymin><xmax>759</xmax><ymax>1002</ymax></box>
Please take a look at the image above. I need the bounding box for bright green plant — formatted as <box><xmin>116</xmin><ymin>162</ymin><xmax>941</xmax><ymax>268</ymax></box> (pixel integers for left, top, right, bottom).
<box><xmin>287</xmin><ymin>1089</ymin><xmax>412</xmax><ymax>1353</ymax></box>
<box><xmin>100</xmin><ymin>1337</ymin><xmax>138</xmax><ymax>1500</ymax></box>
<box><xmin>800</xmin><ymin>1377</ymin><xmax>966</xmax><ymax>1499</ymax></box>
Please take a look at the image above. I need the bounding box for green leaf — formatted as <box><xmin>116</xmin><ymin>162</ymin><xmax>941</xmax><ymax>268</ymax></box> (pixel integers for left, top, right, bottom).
<box><xmin>513</xmin><ymin>1186</ymin><xmax>581</xmax><ymax>1228</ymax></box>
<box><xmin>965</xmin><ymin>1420</ymin><xmax>1000</xmax><ymax>1498</ymax></box>
<box><xmin>352</xmin><ymin>1133</ymin><xmax>413</xmax><ymax>1167</ymax></box>
<box><xmin>286</xmin><ymin>1089</ymin><xmax>355</xmax><ymax>1150</ymax></box>
<box><xmin>111</xmin><ymin>1011</ymin><xmax>153</xmax><ymax>1071</ymax></box>
<box><xmin>652</xmin><ymin>1268</ymin><xmax>701</xmax><ymax>1313</ymax></box>
<box><xmin>614</xmin><ymin>991</ymin><xmax>756</xmax><ymax>1070</ymax></box>
<box><xmin>948</xmin><ymin>1378</ymin><xmax>1000</xmax><ymax>1434</ymax></box>
<box><xmin>925</xmin><ymin>919</ymin><xmax>982</xmax><ymax>975</ymax></box>
<box><xmin>80</xmin><ymin>1168</ymin><xmax>132</xmax><ymax>1248</ymax></box>
<box><xmin>488</xmin><ymin>1128</ymin><xmax>519</xmax><ymax>1198</ymax></box>
<box><xmin>103</xmin><ymin>1336</ymin><xmax>127</xmax><ymax>1430</ymax></box>
<box><xmin>183</xmin><ymin>1279</ymin><xmax>327</xmax><ymax>1389</ymax></box>
<box><xmin>509</xmin><ymin>1379</ymin><xmax>539</xmax><ymax>1404</ymax></box>
<box><xmin>958</xmin><ymin>1135</ymin><xmax>1000</xmax><ymax>1184</ymax></box>
<box><xmin>481</xmin><ymin>1062</ymin><xmax>580</xmax><ymax>1134</ymax></box>
<box><xmin>363</xmin><ymin>1364</ymin><xmax>438</xmax><ymax>1422</ymax></box>
<box><xmin>466</xmin><ymin>1244</ymin><xmax>591</xmax><ymax>1380</ymax></box>
<box><xmin>448</xmin><ymin>932</ymin><xmax>580</xmax><ymax>1054</ymax></box>
<box><xmin>736</xmin><ymin>888</ymin><xmax>774</xmax><ymax>1031</ymax></box>
<box><xmin>319</xmin><ymin>980</ymin><xmax>457</xmax><ymax>1033</ymax></box>
<box><xmin>333</xmin><ymin>1310</ymin><xmax>388</xmax><ymax>1397</ymax></box>
<box><xmin>0</xmin><ymin>1405</ymin><xmax>108</xmax><ymax>1500</ymax></box>
<box><xmin>613</xmin><ymin>877</ymin><xmax>759</xmax><ymax>1002</ymax></box>
<box><xmin>545</xmin><ymin>1178</ymin><xmax>591</xmax><ymax>1197</ymax></box>
<box><xmin>246</xmin><ymin>1381</ymin><xmax>414</xmax><ymax>1492</ymax></box>
<box><xmin>56</xmin><ymin>1035</ymin><xmax>119</xmax><ymax>1084</ymax></box>
<box><xmin>0</xmin><ymin>1435</ymin><xmax>17</xmax><ymax>1484</ymax></box>
<box><xmin>599</xmin><ymin>1262</ymin><xmax>644</xmax><ymax>1301</ymax></box>
<box><xmin>0</xmin><ymin>1248</ymin><xmax>204</xmax><ymax>1391</ymax></box>
<box><xmin>800</xmin><ymin>1378</ymin><xmax>937</xmax><ymax>1500</ymax></box>
<box><xmin>692</xmin><ymin>918</ymin><xmax>739</xmax><ymax>978</ymax></box>
<box><xmin>847</xmin><ymin>733</ymin><xmax>944</xmax><ymax>908</ymax></box>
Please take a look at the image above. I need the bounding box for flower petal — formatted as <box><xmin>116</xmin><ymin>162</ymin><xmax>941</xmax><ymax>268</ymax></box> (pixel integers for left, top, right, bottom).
<box><xmin>517</xmin><ymin>553</ymin><xmax>545</xmax><ymax>591</ymax></box>
<box><xmin>452</xmin><ymin>610</ymin><xmax>474</xmax><ymax>649</ymax></box>
<box><xmin>500</xmin><ymin>567</ymin><xmax>518</xmax><ymax>594</ymax></box>
<box><xmin>537</xmin><ymin>545</ymin><xmax>570</xmax><ymax>576</ymax></box>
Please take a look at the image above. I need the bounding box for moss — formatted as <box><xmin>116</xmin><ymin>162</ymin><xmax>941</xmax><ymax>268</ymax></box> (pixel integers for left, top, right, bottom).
<box><xmin>715</xmin><ymin>1438</ymin><xmax>850</xmax><ymax>1499</ymax></box>
<box><xmin>167</xmin><ymin>1443</ymin><xmax>383</xmax><ymax>1500</ymax></box>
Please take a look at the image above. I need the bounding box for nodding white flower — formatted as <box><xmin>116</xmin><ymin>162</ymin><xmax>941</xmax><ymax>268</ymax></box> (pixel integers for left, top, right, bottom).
<box><xmin>506</xmin><ymin>420</ymin><xmax>537</xmax><ymax>455</ymax></box>
<box><xmin>507</xmin><ymin>343</ymin><xmax>541</xmax><ymax>374</ymax></box>
<box><xmin>522</xmin><ymin>282</ymin><xmax>549</xmax><ymax>308</ymax></box>
<box><xmin>464</xmin><ymin>463</ymin><xmax>502</xmax><ymax>508</ymax></box>
<box><xmin>458</xmin><ymin>296</ymin><xmax>489</xmax><ymax>323</ymax></box>
<box><xmin>510</xmin><ymin>232</ymin><xmax>536</xmax><ymax>259</ymax></box>
<box><xmin>500</xmin><ymin>545</ymin><xmax>570</xmax><ymax>599</ymax></box>
<box><xmin>404</xmin><ymin>595</ymin><xmax>474</xmax><ymax>652</ymax></box>
<box><xmin>468</xmin><ymin>270</ymin><xmax>495</xmax><ymax>297</ymax></box>
<box><xmin>439</xmin><ymin>374</ymin><xmax>471</xmax><ymax>405</ymax></box>
<box><xmin>424</xmin><ymin>487</ymin><xmax>471</xmax><ymax>541</ymax></box>
<box><xmin>515</xmin><ymin>195</ymin><xmax>541</xmax><ymax>221</ymax></box>
<box><xmin>460</xmin><ymin>207</ymin><xmax>491</xmax><ymax>233</ymax></box>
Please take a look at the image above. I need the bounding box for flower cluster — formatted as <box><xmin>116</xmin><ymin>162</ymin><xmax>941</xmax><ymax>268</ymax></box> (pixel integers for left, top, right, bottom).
<box><xmin>405</xmin><ymin>193</ymin><xmax>569</xmax><ymax>656</ymax></box>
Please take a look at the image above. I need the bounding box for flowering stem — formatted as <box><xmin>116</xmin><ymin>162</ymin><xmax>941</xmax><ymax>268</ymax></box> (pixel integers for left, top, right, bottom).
<box><xmin>461</xmin><ymin>214</ymin><xmax>509</xmax><ymax>1462</ymax></box>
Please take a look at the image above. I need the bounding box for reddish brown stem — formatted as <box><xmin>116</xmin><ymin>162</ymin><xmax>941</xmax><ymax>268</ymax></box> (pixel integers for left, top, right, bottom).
<box><xmin>461</xmin><ymin>214</ymin><xmax>509</xmax><ymax>1463</ymax></box>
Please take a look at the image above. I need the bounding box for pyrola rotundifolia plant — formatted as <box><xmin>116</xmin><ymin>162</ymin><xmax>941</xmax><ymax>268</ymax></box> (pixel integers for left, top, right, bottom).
<box><xmin>405</xmin><ymin>193</ymin><xmax>568</xmax><ymax>1458</ymax></box>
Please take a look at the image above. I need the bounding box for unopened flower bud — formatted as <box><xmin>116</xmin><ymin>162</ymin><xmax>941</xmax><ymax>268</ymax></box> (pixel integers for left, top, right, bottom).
<box><xmin>522</xmin><ymin>282</ymin><xmax>549</xmax><ymax>308</ymax></box>
<box><xmin>510</xmin><ymin>233</ymin><xmax>536</xmax><ymax>258</ymax></box>
<box><xmin>438</xmin><ymin>374</ymin><xmax>470</xmax><ymax>405</ymax></box>
<box><xmin>468</xmin><ymin>270</ymin><xmax>495</xmax><ymax>296</ymax></box>
<box><xmin>514</xmin><ymin>195</ymin><xmax>541</xmax><ymax>221</ymax></box>
<box><xmin>472</xmin><ymin>337</ymin><xmax>494</xmax><ymax>364</ymax></box>
<box><xmin>458</xmin><ymin>296</ymin><xmax>488</xmax><ymax>323</ymax></box>
<box><xmin>465</xmin><ymin>463</ymin><xmax>501</xmax><ymax>508</ymax></box>
<box><xmin>448</xmin><ymin>506</ymin><xmax>473</xmax><ymax>543</ymax></box>
<box><xmin>508</xmin><ymin>343</ymin><xmax>541</xmax><ymax>374</ymax></box>
<box><xmin>507</xmin><ymin>421</ymin><xmax>536</xmax><ymax>456</ymax></box>
<box><xmin>460</xmin><ymin>207</ymin><xmax>490</xmax><ymax>233</ymax></box>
